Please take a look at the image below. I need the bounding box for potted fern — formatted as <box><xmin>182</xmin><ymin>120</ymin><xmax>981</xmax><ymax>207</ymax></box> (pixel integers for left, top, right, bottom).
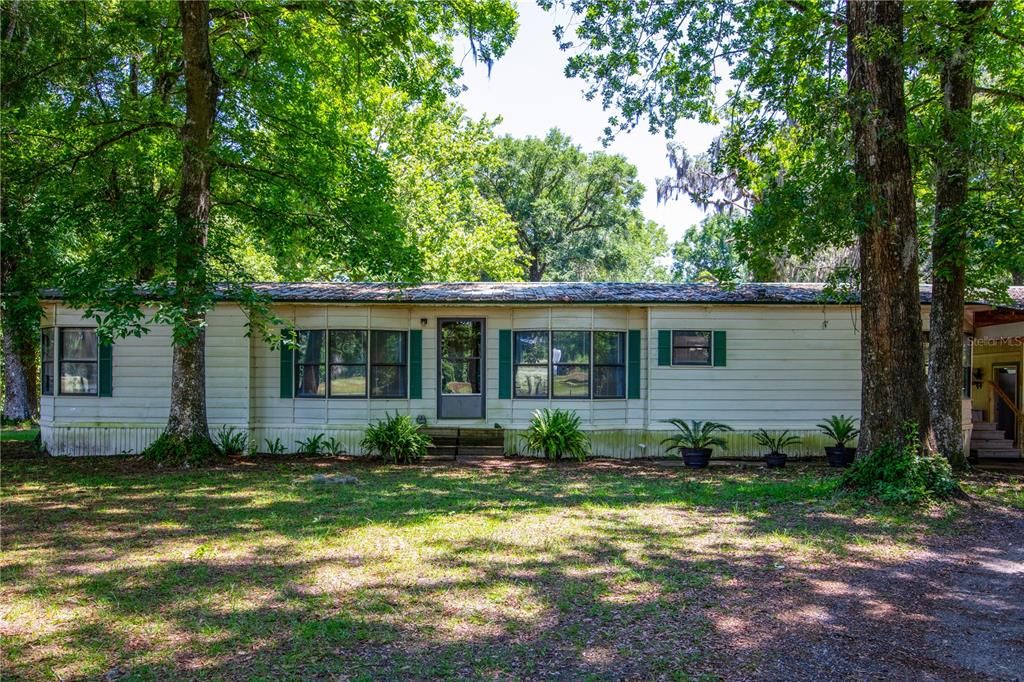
<box><xmin>662</xmin><ymin>420</ymin><xmax>733</xmax><ymax>468</ymax></box>
<box><xmin>817</xmin><ymin>415</ymin><xmax>859</xmax><ymax>467</ymax></box>
<box><xmin>752</xmin><ymin>429</ymin><xmax>802</xmax><ymax>469</ymax></box>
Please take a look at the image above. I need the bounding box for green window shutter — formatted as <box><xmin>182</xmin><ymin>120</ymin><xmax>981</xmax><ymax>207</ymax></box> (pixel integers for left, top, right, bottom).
<box><xmin>627</xmin><ymin>329</ymin><xmax>641</xmax><ymax>399</ymax></box>
<box><xmin>498</xmin><ymin>329</ymin><xmax>512</xmax><ymax>399</ymax></box>
<box><xmin>713</xmin><ymin>330</ymin><xmax>727</xmax><ymax>367</ymax></box>
<box><xmin>657</xmin><ymin>330</ymin><xmax>672</xmax><ymax>366</ymax></box>
<box><xmin>279</xmin><ymin>330</ymin><xmax>294</xmax><ymax>399</ymax></box>
<box><xmin>409</xmin><ymin>329</ymin><xmax>423</xmax><ymax>399</ymax></box>
<box><xmin>98</xmin><ymin>341</ymin><xmax>113</xmax><ymax>397</ymax></box>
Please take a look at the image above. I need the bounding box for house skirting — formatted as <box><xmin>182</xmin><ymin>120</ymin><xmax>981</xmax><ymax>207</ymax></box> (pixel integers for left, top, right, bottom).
<box><xmin>41</xmin><ymin>424</ymin><xmax>837</xmax><ymax>459</ymax></box>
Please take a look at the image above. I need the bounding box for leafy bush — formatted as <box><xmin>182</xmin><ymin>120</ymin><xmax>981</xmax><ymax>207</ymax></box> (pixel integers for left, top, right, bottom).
<box><xmin>264</xmin><ymin>437</ymin><xmax>287</xmax><ymax>456</ymax></box>
<box><xmin>661</xmin><ymin>419</ymin><xmax>733</xmax><ymax>453</ymax></box>
<box><xmin>817</xmin><ymin>415</ymin><xmax>859</xmax><ymax>447</ymax></box>
<box><xmin>521</xmin><ymin>408</ymin><xmax>589</xmax><ymax>462</ymax></box>
<box><xmin>214</xmin><ymin>426</ymin><xmax>248</xmax><ymax>456</ymax></box>
<box><xmin>841</xmin><ymin>423</ymin><xmax>958</xmax><ymax>504</ymax></box>
<box><xmin>143</xmin><ymin>432</ymin><xmax>220</xmax><ymax>467</ymax></box>
<box><xmin>296</xmin><ymin>433</ymin><xmax>327</xmax><ymax>456</ymax></box>
<box><xmin>324</xmin><ymin>435</ymin><xmax>347</xmax><ymax>457</ymax></box>
<box><xmin>361</xmin><ymin>413</ymin><xmax>431</xmax><ymax>464</ymax></box>
<box><xmin>752</xmin><ymin>429</ymin><xmax>802</xmax><ymax>454</ymax></box>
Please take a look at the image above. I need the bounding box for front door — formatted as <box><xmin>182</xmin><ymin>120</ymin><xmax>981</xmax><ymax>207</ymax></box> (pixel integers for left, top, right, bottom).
<box><xmin>437</xmin><ymin>318</ymin><xmax>485</xmax><ymax>419</ymax></box>
<box><xmin>994</xmin><ymin>364</ymin><xmax>1019</xmax><ymax>445</ymax></box>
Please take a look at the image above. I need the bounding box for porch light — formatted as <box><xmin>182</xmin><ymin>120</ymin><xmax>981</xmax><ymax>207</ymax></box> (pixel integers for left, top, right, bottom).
<box><xmin>972</xmin><ymin>368</ymin><xmax>985</xmax><ymax>390</ymax></box>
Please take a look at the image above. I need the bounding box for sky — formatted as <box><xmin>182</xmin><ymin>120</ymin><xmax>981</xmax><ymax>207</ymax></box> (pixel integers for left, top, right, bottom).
<box><xmin>455</xmin><ymin>1</ymin><xmax>722</xmax><ymax>243</ymax></box>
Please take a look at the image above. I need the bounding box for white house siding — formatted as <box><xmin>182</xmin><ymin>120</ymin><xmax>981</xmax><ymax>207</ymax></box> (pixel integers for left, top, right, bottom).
<box><xmin>38</xmin><ymin>298</ymin><xmax>918</xmax><ymax>458</ymax></box>
<box><xmin>40</xmin><ymin>303</ymin><xmax>247</xmax><ymax>455</ymax></box>
<box><xmin>249</xmin><ymin>304</ymin><xmax>646</xmax><ymax>453</ymax></box>
<box><xmin>640</xmin><ymin>304</ymin><xmax>865</xmax><ymax>456</ymax></box>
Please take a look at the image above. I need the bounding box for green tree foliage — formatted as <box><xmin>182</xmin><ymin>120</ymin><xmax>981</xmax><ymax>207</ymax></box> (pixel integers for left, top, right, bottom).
<box><xmin>1</xmin><ymin>0</ymin><xmax>518</xmax><ymax>450</ymax></box>
<box><xmin>371</xmin><ymin>98</ymin><xmax>523</xmax><ymax>281</ymax></box>
<box><xmin>477</xmin><ymin>128</ymin><xmax>669</xmax><ymax>281</ymax></box>
<box><xmin>544</xmin><ymin>0</ymin><xmax>1022</xmax><ymax>459</ymax></box>
<box><xmin>671</xmin><ymin>214</ymin><xmax>748</xmax><ymax>283</ymax></box>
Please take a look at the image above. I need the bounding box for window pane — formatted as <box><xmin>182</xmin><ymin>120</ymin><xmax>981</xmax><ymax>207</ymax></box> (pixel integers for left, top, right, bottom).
<box><xmin>296</xmin><ymin>330</ymin><xmax>326</xmax><ymax>364</ymax></box>
<box><xmin>672</xmin><ymin>331</ymin><xmax>710</xmax><ymax>349</ymax></box>
<box><xmin>371</xmin><ymin>330</ymin><xmax>406</xmax><ymax>364</ymax></box>
<box><xmin>42</xmin><ymin>329</ymin><xmax>54</xmax><ymax>361</ymax></box>
<box><xmin>61</xmin><ymin>362</ymin><xmax>97</xmax><ymax>394</ymax></box>
<box><xmin>61</xmin><ymin>329</ymin><xmax>97</xmax><ymax>360</ymax></box>
<box><xmin>371</xmin><ymin>365</ymin><xmax>406</xmax><ymax>398</ymax></box>
<box><xmin>515</xmin><ymin>331</ymin><xmax>548</xmax><ymax>364</ymax></box>
<box><xmin>330</xmin><ymin>365</ymin><xmax>366</xmax><ymax>396</ymax></box>
<box><xmin>42</xmin><ymin>363</ymin><xmax>54</xmax><ymax>396</ymax></box>
<box><xmin>672</xmin><ymin>346</ymin><xmax>711</xmax><ymax>365</ymax></box>
<box><xmin>442</xmin><ymin>359</ymin><xmax>480</xmax><ymax>394</ymax></box>
<box><xmin>441</xmin><ymin>320</ymin><xmax>481</xmax><ymax>359</ymax></box>
<box><xmin>296</xmin><ymin>364</ymin><xmax>326</xmax><ymax>397</ymax></box>
<box><xmin>594</xmin><ymin>366</ymin><xmax>626</xmax><ymax>398</ymax></box>
<box><xmin>672</xmin><ymin>330</ymin><xmax>712</xmax><ymax>365</ymax></box>
<box><xmin>41</xmin><ymin>329</ymin><xmax>54</xmax><ymax>396</ymax></box>
<box><xmin>552</xmin><ymin>331</ymin><xmax>589</xmax><ymax>364</ymax></box>
<box><xmin>594</xmin><ymin>331</ymin><xmax>625</xmax><ymax>365</ymax></box>
<box><xmin>514</xmin><ymin>366</ymin><xmax>548</xmax><ymax>397</ymax></box>
<box><xmin>553</xmin><ymin>364</ymin><xmax>589</xmax><ymax>397</ymax></box>
<box><xmin>329</xmin><ymin>330</ymin><xmax>366</xmax><ymax>364</ymax></box>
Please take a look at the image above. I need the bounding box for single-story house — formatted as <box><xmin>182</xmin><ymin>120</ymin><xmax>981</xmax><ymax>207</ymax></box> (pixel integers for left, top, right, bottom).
<box><xmin>37</xmin><ymin>282</ymin><xmax>1024</xmax><ymax>459</ymax></box>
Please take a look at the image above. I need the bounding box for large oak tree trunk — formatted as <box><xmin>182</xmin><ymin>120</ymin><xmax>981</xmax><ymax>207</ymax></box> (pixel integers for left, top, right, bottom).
<box><xmin>847</xmin><ymin>0</ymin><xmax>931</xmax><ymax>455</ymax></box>
<box><xmin>163</xmin><ymin>0</ymin><xmax>219</xmax><ymax>444</ymax></box>
<box><xmin>2</xmin><ymin>322</ymin><xmax>31</xmax><ymax>421</ymax></box>
<box><xmin>928</xmin><ymin>1</ymin><xmax>992</xmax><ymax>470</ymax></box>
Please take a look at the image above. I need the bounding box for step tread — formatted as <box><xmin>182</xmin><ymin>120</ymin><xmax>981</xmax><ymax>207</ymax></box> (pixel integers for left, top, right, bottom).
<box><xmin>976</xmin><ymin>450</ymin><xmax>1022</xmax><ymax>460</ymax></box>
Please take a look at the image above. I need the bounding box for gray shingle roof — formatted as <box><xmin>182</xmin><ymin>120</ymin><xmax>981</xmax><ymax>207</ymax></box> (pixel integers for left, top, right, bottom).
<box><xmin>38</xmin><ymin>281</ymin><xmax>1024</xmax><ymax>308</ymax></box>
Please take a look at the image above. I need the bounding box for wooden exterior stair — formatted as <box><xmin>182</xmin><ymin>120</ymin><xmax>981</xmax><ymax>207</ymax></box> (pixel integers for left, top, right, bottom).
<box><xmin>422</xmin><ymin>427</ymin><xmax>506</xmax><ymax>460</ymax></box>
<box><xmin>970</xmin><ymin>422</ymin><xmax>1022</xmax><ymax>460</ymax></box>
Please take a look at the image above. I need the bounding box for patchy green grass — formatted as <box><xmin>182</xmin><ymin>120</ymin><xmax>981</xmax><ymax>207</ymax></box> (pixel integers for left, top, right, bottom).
<box><xmin>1</xmin><ymin>458</ymin><xmax>1020</xmax><ymax>681</ymax></box>
<box><xmin>0</xmin><ymin>423</ymin><xmax>39</xmax><ymax>442</ymax></box>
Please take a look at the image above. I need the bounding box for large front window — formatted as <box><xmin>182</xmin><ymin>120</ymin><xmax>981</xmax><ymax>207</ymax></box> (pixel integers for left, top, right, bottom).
<box><xmin>59</xmin><ymin>328</ymin><xmax>97</xmax><ymax>395</ymax></box>
<box><xmin>552</xmin><ymin>331</ymin><xmax>590</xmax><ymax>398</ymax></box>
<box><xmin>295</xmin><ymin>330</ymin><xmax>326</xmax><ymax>397</ymax></box>
<box><xmin>329</xmin><ymin>330</ymin><xmax>367</xmax><ymax>398</ymax></box>
<box><xmin>593</xmin><ymin>331</ymin><xmax>626</xmax><ymax>399</ymax></box>
<box><xmin>370</xmin><ymin>330</ymin><xmax>407</xmax><ymax>398</ymax></box>
<box><xmin>514</xmin><ymin>331</ymin><xmax>549</xmax><ymax>398</ymax></box>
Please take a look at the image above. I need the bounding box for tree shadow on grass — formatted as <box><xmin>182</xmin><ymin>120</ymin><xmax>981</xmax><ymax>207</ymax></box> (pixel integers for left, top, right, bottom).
<box><xmin>2</xmin><ymin>458</ymin><xmax>1022</xmax><ymax>680</ymax></box>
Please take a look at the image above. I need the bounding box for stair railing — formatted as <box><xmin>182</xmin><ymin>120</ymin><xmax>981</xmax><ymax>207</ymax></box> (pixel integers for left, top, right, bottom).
<box><xmin>987</xmin><ymin>380</ymin><xmax>1022</xmax><ymax>419</ymax></box>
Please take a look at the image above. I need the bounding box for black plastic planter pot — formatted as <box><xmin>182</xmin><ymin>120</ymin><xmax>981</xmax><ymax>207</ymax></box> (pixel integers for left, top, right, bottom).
<box><xmin>765</xmin><ymin>452</ymin><xmax>788</xmax><ymax>469</ymax></box>
<box><xmin>825</xmin><ymin>446</ymin><xmax>856</xmax><ymax>468</ymax></box>
<box><xmin>681</xmin><ymin>448</ymin><xmax>713</xmax><ymax>468</ymax></box>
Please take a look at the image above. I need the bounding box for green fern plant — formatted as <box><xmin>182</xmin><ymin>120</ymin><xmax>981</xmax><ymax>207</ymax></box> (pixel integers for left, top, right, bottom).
<box><xmin>213</xmin><ymin>426</ymin><xmax>248</xmax><ymax>456</ymax></box>
<box><xmin>361</xmin><ymin>413</ymin><xmax>431</xmax><ymax>464</ymax></box>
<box><xmin>296</xmin><ymin>433</ymin><xmax>327</xmax><ymax>456</ymax></box>
<box><xmin>324</xmin><ymin>435</ymin><xmax>347</xmax><ymax>457</ymax></box>
<box><xmin>752</xmin><ymin>429</ymin><xmax>802</xmax><ymax>454</ymax></box>
<box><xmin>264</xmin><ymin>437</ymin><xmax>287</xmax><ymax>456</ymax></box>
<box><xmin>817</xmin><ymin>415</ymin><xmax>860</xmax><ymax>448</ymax></box>
<box><xmin>661</xmin><ymin>420</ymin><xmax>733</xmax><ymax>453</ymax></box>
<box><xmin>521</xmin><ymin>409</ymin><xmax>589</xmax><ymax>462</ymax></box>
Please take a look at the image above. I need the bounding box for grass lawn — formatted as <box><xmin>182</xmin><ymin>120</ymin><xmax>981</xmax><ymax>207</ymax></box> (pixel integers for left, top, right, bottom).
<box><xmin>2</xmin><ymin>457</ymin><xmax>1022</xmax><ymax>681</ymax></box>
<box><xmin>0</xmin><ymin>424</ymin><xmax>39</xmax><ymax>442</ymax></box>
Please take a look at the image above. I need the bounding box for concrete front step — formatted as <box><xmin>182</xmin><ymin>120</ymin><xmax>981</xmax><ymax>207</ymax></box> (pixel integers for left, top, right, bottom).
<box><xmin>971</xmin><ymin>422</ymin><xmax>1001</xmax><ymax>431</ymax></box>
<box><xmin>971</xmin><ymin>432</ymin><xmax>1014</xmax><ymax>441</ymax></box>
<box><xmin>971</xmin><ymin>438</ymin><xmax>1013</xmax><ymax>447</ymax></box>
<box><xmin>976</xmin><ymin>449</ymin><xmax>1023</xmax><ymax>460</ymax></box>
